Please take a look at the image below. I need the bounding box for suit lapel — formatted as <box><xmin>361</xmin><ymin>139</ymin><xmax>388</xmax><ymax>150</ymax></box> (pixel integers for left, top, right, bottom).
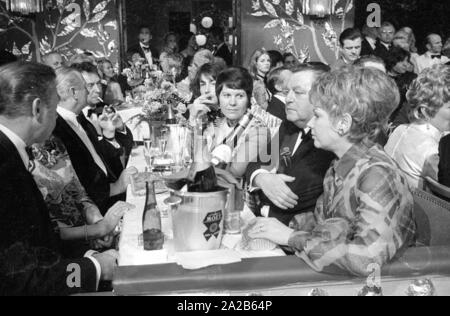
<box><xmin>292</xmin><ymin>132</ymin><xmax>315</xmax><ymax>162</ymax></box>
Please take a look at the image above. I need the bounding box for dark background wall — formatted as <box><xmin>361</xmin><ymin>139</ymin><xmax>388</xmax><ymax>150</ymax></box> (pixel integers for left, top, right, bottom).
<box><xmin>124</xmin><ymin>0</ymin><xmax>233</xmax><ymax>53</ymax></box>
<box><xmin>354</xmin><ymin>0</ymin><xmax>450</xmax><ymax>54</ymax></box>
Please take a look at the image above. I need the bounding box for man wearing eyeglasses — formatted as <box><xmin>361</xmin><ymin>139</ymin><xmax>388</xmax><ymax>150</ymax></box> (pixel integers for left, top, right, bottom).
<box><xmin>374</xmin><ymin>22</ymin><xmax>396</xmax><ymax>63</ymax></box>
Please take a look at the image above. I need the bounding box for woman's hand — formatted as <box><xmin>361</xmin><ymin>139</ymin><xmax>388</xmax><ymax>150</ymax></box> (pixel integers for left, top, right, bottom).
<box><xmin>188</xmin><ymin>94</ymin><xmax>217</xmax><ymax>123</ymax></box>
<box><xmin>248</xmin><ymin>217</ymin><xmax>295</xmax><ymax>246</ymax></box>
<box><xmin>99</xmin><ymin>201</ymin><xmax>135</xmax><ymax>235</ymax></box>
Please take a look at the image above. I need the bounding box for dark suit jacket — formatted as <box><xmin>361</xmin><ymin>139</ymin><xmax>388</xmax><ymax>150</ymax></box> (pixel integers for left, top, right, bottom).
<box><xmin>438</xmin><ymin>134</ymin><xmax>450</xmax><ymax>190</ymax></box>
<box><xmin>361</xmin><ymin>38</ymin><xmax>376</xmax><ymax>57</ymax></box>
<box><xmin>127</xmin><ymin>43</ymin><xmax>159</xmax><ymax>65</ymax></box>
<box><xmin>214</xmin><ymin>43</ymin><xmax>233</xmax><ymax>66</ymax></box>
<box><xmin>246</xmin><ymin>122</ymin><xmax>335</xmax><ymax>226</ymax></box>
<box><xmin>53</xmin><ymin>115</ymin><xmax>113</xmax><ymax>215</ymax></box>
<box><xmin>374</xmin><ymin>40</ymin><xmax>392</xmax><ymax>62</ymax></box>
<box><xmin>267</xmin><ymin>96</ymin><xmax>287</xmax><ymax>122</ymax></box>
<box><xmin>0</xmin><ymin>131</ymin><xmax>97</xmax><ymax>296</ymax></box>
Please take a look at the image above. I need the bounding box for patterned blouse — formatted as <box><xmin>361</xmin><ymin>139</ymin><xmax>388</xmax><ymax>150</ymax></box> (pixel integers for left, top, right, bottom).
<box><xmin>287</xmin><ymin>142</ymin><xmax>417</xmax><ymax>277</ymax></box>
<box><xmin>30</xmin><ymin>136</ymin><xmax>98</xmax><ymax>232</ymax></box>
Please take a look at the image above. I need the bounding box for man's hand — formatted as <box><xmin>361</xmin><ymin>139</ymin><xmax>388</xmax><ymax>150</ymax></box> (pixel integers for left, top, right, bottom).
<box><xmin>92</xmin><ymin>250</ymin><xmax>119</xmax><ymax>281</ymax></box>
<box><xmin>254</xmin><ymin>173</ymin><xmax>299</xmax><ymax>210</ymax></box>
<box><xmin>248</xmin><ymin>217</ymin><xmax>294</xmax><ymax>246</ymax></box>
<box><xmin>111</xmin><ymin>167</ymin><xmax>138</xmax><ymax>196</ymax></box>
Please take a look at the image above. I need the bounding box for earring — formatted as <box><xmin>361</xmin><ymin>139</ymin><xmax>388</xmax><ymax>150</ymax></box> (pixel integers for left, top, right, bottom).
<box><xmin>338</xmin><ymin>129</ymin><xmax>345</xmax><ymax>136</ymax></box>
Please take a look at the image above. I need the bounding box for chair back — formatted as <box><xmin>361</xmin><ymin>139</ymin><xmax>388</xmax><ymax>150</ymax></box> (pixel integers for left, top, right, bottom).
<box><xmin>413</xmin><ymin>189</ymin><xmax>450</xmax><ymax>246</ymax></box>
<box><xmin>425</xmin><ymin>176</ymin><xmax>450</xmax><ymax>201</ymax></box>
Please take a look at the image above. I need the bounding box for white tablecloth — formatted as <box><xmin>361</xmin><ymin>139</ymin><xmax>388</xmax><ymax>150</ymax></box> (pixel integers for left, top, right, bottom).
<box><xmin>118</xmin><ymin>147</ymin><xmax>285</xmax><ymax>267</ymax></box>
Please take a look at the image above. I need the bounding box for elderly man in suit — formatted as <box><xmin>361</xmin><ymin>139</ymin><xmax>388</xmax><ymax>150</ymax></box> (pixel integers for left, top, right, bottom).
<box><xmin>246</xmin><ymin>64</ymin><xmax>335</xmax><ymax>226</ymax></box>
<box><xmin>0</xmin><ymin>62</ymin><xmax>120</xmax><ymax>295</ymax></box>
<box><xmin>374</xmin><ymin>22</ymin><xmax>396</xmax><ymax>63</ymax></box>
<box><xmin>416</xmin><ymin>34</ymin><xmax>450</xmax><ymax>73</ymax></box>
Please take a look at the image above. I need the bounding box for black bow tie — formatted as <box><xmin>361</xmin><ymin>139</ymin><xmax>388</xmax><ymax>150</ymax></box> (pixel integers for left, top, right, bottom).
<box><xmin>431</xmin><ymin>54</ymin><xmax>442</xmax><ymax>59</ymax></box>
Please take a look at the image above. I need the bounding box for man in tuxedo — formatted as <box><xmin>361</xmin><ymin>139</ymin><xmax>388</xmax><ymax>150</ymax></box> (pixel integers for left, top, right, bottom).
<box><xmin>246</xmin><ymin>65</ymin><xmax>335</xmax><ymax>226</ymax></box>
<box><xmin>211</xmin><ymin>26</ymin><xmax>232</xmax><ymax>66</ymax></box>
<box><xmin>415</xmin><ymin>34</ymin><xmax>450</xmax><ymax>73</ymax></box>
<box><xmin>266</xmin><ymin>66</ymin><xmax>292</xmax><ymax>121</ymax></box>
<box><xmin>374</xmin><ymin>22</ymin><xmax>396</xmax><ymax>63</ymax></box>
<box><xmin>127</xmin><ymin>25</ymin><xmax>159</xmax><ymax>67</ymax></box>
<box><xmin>0</xmin><ymin>62</ymin><xmax>118</xmax><ymax>295</ymax></box>
<box><xmin>53</xmin><ymin>67</ymin><xmax>136</xmax><ymax>215</ymax></box>
<box><xmin>71</xmin><ymin>62</ymin><xmax>134</xmax><ymax>176</ymax></box>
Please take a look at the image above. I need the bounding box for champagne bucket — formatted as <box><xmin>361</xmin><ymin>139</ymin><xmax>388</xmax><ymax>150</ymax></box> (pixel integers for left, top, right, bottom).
<box><xmin>165</xmin><ymin>189</ymin><xmax>229</xmax><ymax>252</ymax></box>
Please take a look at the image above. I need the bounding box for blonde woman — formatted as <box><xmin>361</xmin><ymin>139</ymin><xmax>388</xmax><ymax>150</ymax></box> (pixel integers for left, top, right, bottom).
<box><xmin>250</xmin><ymin>66</ymin><xmax>416</xmax><ymax>277</ymax></box>
<box><xmin>386</xmin><ymin>64</ymin><xmax>450</xmax><ymax>189</ymax></box>
<box><xmin>248</xmin><ymin>49</ymin><xmax>272</xmax><ymax>110</ymax></box>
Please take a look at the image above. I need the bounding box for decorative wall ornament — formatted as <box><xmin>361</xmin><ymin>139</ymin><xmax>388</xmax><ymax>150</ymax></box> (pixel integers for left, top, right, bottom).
<box><xmin>2</xmin><ymin>0</ymin><xmax>45</xmax><ymax>15</ymax></box>
<box><xmin>0</xmin><ymin>0</ymin><xmax>118</xmax><ymax>63</ymax></box>
<box><xmin>250</xmin><ymin>0</ymin><xmax>353</xmax><ymax>64</ymax></box>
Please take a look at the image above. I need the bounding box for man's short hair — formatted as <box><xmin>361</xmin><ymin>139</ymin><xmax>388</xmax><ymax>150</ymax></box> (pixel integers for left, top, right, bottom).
<box><xmin>55</xmin><ymin>67</ymin><xmax>85</xmax><ymax>101</ymax></box>
<box><xmin>70</xmin><ymin>62</ymin><xmax>99</xmax><ymax>76</ymax></box>
<box><xmin>380</xmin><ymin>21</ymin><xmax>395</xmax><ymax>30</ymax></box>
<box><xmin>268</xmin><ymin>50</ymin><xmax>283</xmax><ymax>68</ymax></box>
<box><xmin>216</xmin><ymin>67</ymin><xmax>253</xmax><ymax>102</ymax></box>
<box><xmin>339</xmin><ymin>28</ymin><xmax>362</xmax><ymax>46</ymax></box>
<box><xmin>283</xmin><ymin>52</ymin><xmax>295</xmax><ymax>62</ymax></box>
<box><xmin>138</xmin><ymin>25</ymin><xmax>151</xmax><ymax>33</ymax></box>
<box><xmin>291</xmin><ymin>62</ymin><xmax>330</xmax><ymax>77</ymax></box>
<box><xmin>425</xmin><ymin>33</ymin><xmax>440</xmax><ymax>46</ymax></box>
<box><xmin>0</xmin><ymin>62</ymin><xmax>56</xmax><ymax>118</ymax></box>
<box><xmin>267</xmin><ymin>66</ymin><xmax>290</xmax><ymax>94</ymax></box>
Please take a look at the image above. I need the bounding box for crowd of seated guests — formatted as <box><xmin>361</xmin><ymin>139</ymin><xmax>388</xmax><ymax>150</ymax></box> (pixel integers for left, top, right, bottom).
<box><xmin>1</xmin><ymin>20</ymin><xmax>450</xmax><ymax>296</ymax></box>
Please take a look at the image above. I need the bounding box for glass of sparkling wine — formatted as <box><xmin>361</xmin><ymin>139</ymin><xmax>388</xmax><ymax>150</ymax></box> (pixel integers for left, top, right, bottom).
<box><xmin>143</xmin><ymin>138</ymin><xmax>153</xmax><ymax>169</ymax></box>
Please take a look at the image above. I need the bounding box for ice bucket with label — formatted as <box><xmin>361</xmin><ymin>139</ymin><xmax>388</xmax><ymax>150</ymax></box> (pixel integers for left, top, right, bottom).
<box><xmin>165</xmin><ymin>189</ymin><xmax>229</xmax><ymax>252</ymax></box>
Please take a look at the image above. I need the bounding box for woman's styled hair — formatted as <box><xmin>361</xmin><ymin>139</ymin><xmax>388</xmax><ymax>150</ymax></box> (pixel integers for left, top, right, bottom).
<box><xmin>385</xmin><ymin>46</ymin><xmax>411</xmax><ymax>72</ymax></box>
<box><xmin>215</xmin><ymin>67</ymin><xmax>254</xmax><ymax>102</ymax></box>
<box><xmin>0</xmin><ymin>62</ymin><xmax>56</xmax><ymax>118</ymax></box>
<box><xmin>191</xmin><ymin>63</ymin><xmax>227</xmax><ymax>99</ymax></box>
<box><xmin>310</xmin><ymin>66</ymin><xmax>400</xmax><ymax>143</ymax></box>
<box><xmin>398</xmin><ymin>27</ymin><xmax>417</xmax><ymax>53</ymax></box>
<box><xmin>96</xmin><ymin>58</ymin><xmax>113</xmax><ymax>79</ymax></box>
<box><xmin>248</xmin><ymin>48</ymin><xmax>270</xmax><ymax>80</ymax></box>
<box><xmin>407</xmin><ymin>64</ymin><xmax>450</xmax><ymax>122</ymax></box>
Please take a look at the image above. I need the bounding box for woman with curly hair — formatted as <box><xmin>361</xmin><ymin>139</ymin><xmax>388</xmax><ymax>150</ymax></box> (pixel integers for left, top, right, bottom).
<box><xmin>386</xmin><ymin>64</ymin><xmax>450</xmax><ymax>189</ymax></box>
<box><xmin>249</xmin><ymin>66</ymin><xmax>415</xmax><ymax>277</ymax></box>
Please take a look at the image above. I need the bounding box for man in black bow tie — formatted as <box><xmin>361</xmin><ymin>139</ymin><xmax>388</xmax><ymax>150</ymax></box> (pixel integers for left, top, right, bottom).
<box><xmin>416</xmin><ymin>33</ymin><xmax>450</xmax><ymax>73</ymax></box>
<box><xmin>246</xmin><ymin>64</ymin><xmax>335</xmax><ymax>226</ymax></box>
<box><xmin>127</xmin><ymin>25</ymin><xmax>160</xmax><ymax>67</ymax></box>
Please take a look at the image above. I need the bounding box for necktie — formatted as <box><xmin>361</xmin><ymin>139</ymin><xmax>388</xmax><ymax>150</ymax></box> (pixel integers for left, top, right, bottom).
<box><xmin>431</xmin><ymin>54</ymin><xmax>442</xmax><ymax>59</ymax></box>
<box><xmin>279</xmin><ymin>125</ymin><xmax>305</xmax><ymax>173</ymax></box>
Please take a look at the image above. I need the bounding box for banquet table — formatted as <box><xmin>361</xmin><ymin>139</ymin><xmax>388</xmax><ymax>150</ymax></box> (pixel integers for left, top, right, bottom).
<box><xmin>113</xmin><ymin>146</ymin><xmax>450</xmax><ymax>296</ymax></box>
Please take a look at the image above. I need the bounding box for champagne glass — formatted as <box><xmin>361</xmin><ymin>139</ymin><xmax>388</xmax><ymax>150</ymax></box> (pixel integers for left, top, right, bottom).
<box><xmin>143</xmin><ymin>138</ymin><xmax>153</xmax><ymax>170</ymax></box>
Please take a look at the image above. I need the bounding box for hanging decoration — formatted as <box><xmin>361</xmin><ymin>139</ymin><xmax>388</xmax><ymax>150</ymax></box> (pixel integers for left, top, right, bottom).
<box><xmin>302</xmin><ymin>0</ymin><xmax>335</xmax><ymax>18</ymax></box>
<box><xmin>2</xmin><ymin>0</ymin><xmax>44</xmax><ymax>15</ymax></box>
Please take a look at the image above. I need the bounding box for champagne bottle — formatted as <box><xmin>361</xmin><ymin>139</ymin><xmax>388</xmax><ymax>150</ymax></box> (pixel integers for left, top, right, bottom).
<box><xmin>165</xmin><ymin>104</ymin><xmax>177</xmax><ymax>125</ymax></box>
<box><xmin>142</xmin><ymin>181</ymin><xmax>164</xmax><ymax>251</ymax></box>
<box><xmin>211</xmin><ymin>111</ymin><xmax>254</xmax><ymax>168</ymax></box>
<box><xmin>187</xmin><ymin>124</ymin><xmax>218</xmax><ymax>192</ymax></box>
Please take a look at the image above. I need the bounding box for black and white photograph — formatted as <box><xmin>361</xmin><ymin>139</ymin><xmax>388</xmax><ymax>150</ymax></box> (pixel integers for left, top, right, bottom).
<box><xmin>1</xmin><ymin>0</ymin><xmax>450</xmax><ymax>298</ymax></box>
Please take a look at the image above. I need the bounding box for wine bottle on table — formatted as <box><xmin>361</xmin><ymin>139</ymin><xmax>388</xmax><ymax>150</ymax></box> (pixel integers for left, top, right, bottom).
<box><xmin>142</xmin><ymin>181</ymin><xmax>164</xmax><ymax>251</ymax></box>
<box><xmin>211</xmin><ymin>111</ymin><xmax>254</xmax><ymax>169</ymax></box>
<box><xmin>187</xmin><ymin>123</ymin><xmax>218</xmax><ymax>193</ymax></box>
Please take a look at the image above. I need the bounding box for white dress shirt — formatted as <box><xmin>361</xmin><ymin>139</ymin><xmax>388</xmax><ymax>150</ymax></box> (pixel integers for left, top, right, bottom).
<box><xmin>57</xmin><ymin>106</ymin><xmax>108</xmax><ymax>175</ymax></box>
<box><xmin>415</xmin><ymin>51</ymin><xmax>450</xmax><ymax>74</ymax></box>
<box><xmin>366</xmin><ymin>37</ymin><xmax>376</xmax><ymax>50</ymax></box>
<box><xmin>140</xmin><ymin>42</ymin><xmax>154</xmax><ymax>66</ymax></box>
<box><xmin>385</xmin><ymin>123</ymin><xmax>443</xmax><ymax>189</ymax></box>
<box><xmin>0</xmin><ymin>123</ymin><xmax>29</xmax><ymax>169</ymax></box>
